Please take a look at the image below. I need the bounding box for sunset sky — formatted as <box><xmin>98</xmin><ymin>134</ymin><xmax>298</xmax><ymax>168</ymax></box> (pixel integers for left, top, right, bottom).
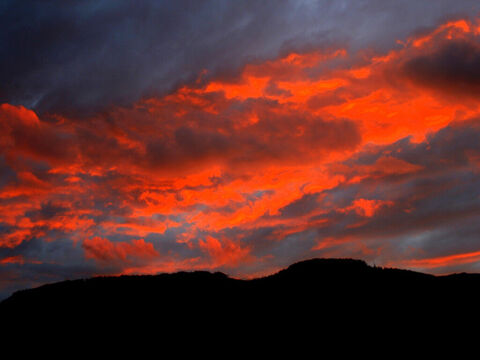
<box><xmin>2</xmin><ymin>0</ymin><xmax>480</xmax><ymax>299</ymax></box>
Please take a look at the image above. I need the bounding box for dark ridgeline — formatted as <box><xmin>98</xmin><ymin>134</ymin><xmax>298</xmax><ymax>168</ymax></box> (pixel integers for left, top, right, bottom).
<box><xmin>2</xmin><ymin>258</ymin><xmax>480</xmax><ymax>326</ymax></box>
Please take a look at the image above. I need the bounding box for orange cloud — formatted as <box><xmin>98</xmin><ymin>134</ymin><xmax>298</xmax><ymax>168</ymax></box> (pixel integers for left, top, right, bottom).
<box><xmin>198</xmin><ymin>236</ymin><xmax>252</xmax><ymax>268</ymax></box>
<box><xmin>400</xmin><ymin>250</ymin><xmax>480</xmax><ymax>271</ymax></box>
<box><xmin>0</xmin><ymin>255</ymin><xmax>42</xmax><ymax>265</ymax></box>
<box><xmin>83</xmin><ymin>237</ymin><xmax>159</xmax><ymax>263</ymax></box>
<box><xmin>0</xmin><ymin>255</ymin><xmax>25</xmax><ymax>265</ymax></box>
<box><xmin>340</xmin><ymin>156</ymin><xmax>424</xmax><ymax>184</ymax></box>
<box><xmin>2</xmin><ymin>17</ymin><xmax>480</xmax><ymax>281</ymax></box>
<box><xmin>342</xmin><ymin>199</ymin><xmax>394</xmax><ymax>218</ymax></box>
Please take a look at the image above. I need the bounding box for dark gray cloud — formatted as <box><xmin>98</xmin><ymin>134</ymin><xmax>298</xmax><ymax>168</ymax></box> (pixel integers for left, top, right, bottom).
<box><xmin>144</xmin><ymin>106</ymin><xmax>362</xmax><ymax>170</ymax></box>
<box><xmin>0</xmin><ymin>235</ymin><xmax>103</xmax><ymax>300</ymax></box>
<box><xmin>403</xmin><ymin>39</ymin><xmax>480</xmax><ymax>95</ymax></box>
<box><xmin>2</xmin><ymin>0</ymin><xmax>480</xmax><ymax>115</ymax></box>
<box><xmin>0</xmin><ymin>260</ymin><xmax>105</xmax><ymax>301</ymax></box>
<box><xmin>0</xmin><ymin>155</ymin><xmax>16</xmax><ymax>189</ymax></box>
<box><xmin>278</xmin><ymin>193</ymin><xmax>321</xmax><ymax>218</ymax></box>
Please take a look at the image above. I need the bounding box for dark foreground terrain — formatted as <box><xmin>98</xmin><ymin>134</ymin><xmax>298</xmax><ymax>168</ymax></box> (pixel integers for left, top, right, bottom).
<box><xmin>2</xmin><ymin>258</ymin><xmax>480</xmax><ymax>323</ymax></box>
<box><xmin>3</xmin><ymin>259</ymin><xmax>480</xmax><ymax>350</ymax></box>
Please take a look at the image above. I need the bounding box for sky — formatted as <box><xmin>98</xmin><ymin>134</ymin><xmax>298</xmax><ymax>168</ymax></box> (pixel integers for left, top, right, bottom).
<box><xmin>1</xmin><ymin>0</ymin><xmax>480</xmax><ymax>299</ymax></box>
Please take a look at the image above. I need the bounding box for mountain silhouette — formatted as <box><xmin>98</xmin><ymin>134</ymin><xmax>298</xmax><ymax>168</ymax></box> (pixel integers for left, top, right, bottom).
<box><xmin>2</xmin><ymin>258</ymin><xmax>480</xmax><ymax>325</ymax></box>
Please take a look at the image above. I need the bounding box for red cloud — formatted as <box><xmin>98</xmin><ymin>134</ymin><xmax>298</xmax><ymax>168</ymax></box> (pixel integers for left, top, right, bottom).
<box><xmin>398</xmin><ymin>250</ymin><xmax>480</xmax><ymax>272</ymax></box>
<box><xmin>342</xmin><ymin>199</ymin><xmax>394</xmax><ymax>218</ymax></box>
<box><xmin>198</xmin><ymin>236</ymin><xmax>252</xmax><ymax>268</ymax></box>
<box><xmin>83</xmin><ymin>237</ymin><xmax>159</xmax><ymax>263</ymax></box>
<box><xmin>2</xmin><ymin>17</ymin><xmax>480</xmax><ymax>282</ymax></box>
<box><xmin>339</xmin><ymin>156</ymin><xmax>424</xmax><ymax>184</ymax></box>
<box><xmin>0</xmin><ymin>255</ymin><xmax>25</xmax><ymax>265</ymax></box>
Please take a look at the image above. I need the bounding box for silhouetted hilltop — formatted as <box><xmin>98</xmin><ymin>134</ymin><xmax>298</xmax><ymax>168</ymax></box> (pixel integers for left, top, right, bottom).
<box><xmin>2</xmin><ymin>258</ymin><xmax>480</xmax><ymax>322</ymax></box>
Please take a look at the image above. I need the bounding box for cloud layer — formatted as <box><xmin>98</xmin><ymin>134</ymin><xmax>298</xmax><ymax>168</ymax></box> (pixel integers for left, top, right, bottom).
<box><xmin>2</xmin><ymin>0</ymin><xmax>480</xmax><ymax>115</ymax></box>
<box><xmin>1</xmin><ymin>3</ymin><xmax>480</xmax><ymax>299</ymax></box>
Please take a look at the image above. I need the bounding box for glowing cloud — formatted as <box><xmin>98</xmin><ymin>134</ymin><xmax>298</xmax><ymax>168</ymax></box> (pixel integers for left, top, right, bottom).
<box><xmin>2</xmin><ymin>13</ymin><xmax>480</xmax><ymax>299</ymax></box>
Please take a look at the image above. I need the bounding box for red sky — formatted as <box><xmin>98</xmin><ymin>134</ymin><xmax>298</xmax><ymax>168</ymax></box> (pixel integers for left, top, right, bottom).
<box><xmin>1</xmin><ymin>4</ymin><xmax>480</xmax><ymax>298</ymax></box>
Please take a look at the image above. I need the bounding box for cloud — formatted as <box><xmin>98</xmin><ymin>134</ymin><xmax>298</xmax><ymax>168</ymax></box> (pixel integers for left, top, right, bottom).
<box><xmin>309</xmin><ymin>118</ymin><xmax>480</xmax><ymax>271</ymax></box>
<box><xmin>3</xmin><ymin>13</ymin><xmax>480</xmax><ymax>300</ymax></box>
<box><xmin>403</xmin><ymin>39</ymin><xmax>480</xmax><ymax>96</ymax></box>
<box><xmin>0</xmin><ymin>103</ymin><xmax>75</xmax><ymax>163</ymax></box>
<box><xmin>144</xmin><ymin>107</ymin><xmax>361</xmax><ymax>171</ymax></box>
<box><xmin>2</xmin><ymin>0</ymin><xmax>480</xmax><ymax>115</ymax></box>
<box><xmin>341</xmin><ymin>199</ymin><xmax>394</xmax><ymax>217</ymax></box>
<box><xmin>82</xmin><ymin>237</ymin><xmax>159</xmax><ymax>263</ymax></box>
<box><xmin>198</xmin><ymin>236</ymin><xmax>252</xmax><ymax>268</ymax></box>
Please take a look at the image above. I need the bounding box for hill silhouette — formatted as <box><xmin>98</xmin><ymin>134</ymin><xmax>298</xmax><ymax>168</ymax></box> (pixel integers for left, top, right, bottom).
<box><xmin>2</xmin><ymin>258</ymin><xmax>480</xmax><ymax>327</ymax></box>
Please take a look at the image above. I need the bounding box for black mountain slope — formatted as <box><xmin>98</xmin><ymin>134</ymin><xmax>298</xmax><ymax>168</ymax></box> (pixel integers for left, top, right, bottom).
<box><xmin>2</xmin><ymin>258</ymin><xmax>480</xmax><ymax>323</ymax></box>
